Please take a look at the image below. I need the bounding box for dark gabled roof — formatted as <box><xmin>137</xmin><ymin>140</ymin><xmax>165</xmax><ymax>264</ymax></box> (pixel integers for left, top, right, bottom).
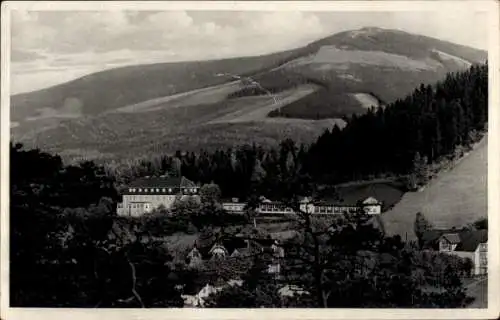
<box><xmin>456</xmin><ymin>230</ymin><xmax>488</xmax><ymax>252</ymax></box>
<box><xmin>422</xmin><ymin>229</ymin><xmax>487</xmax><ymax>252</ymax></box>
<box><xmin>421</xmin><ymin>228</ymin><xmax>457</xmax><ymax>249</ymax></box>
<box><xmin>230</xmin><ymin>247</ymin><xmax>252</xmax><ymax>258</ymax></box>
<box><xmin>128</xmin><ymin>176</ymin><xmax>196</xmax><ymax>188</ymax></box>
<box><xmin>334</xmin><ymin>182</ymin><xmax>404</xmax><ymax>210</ymax></box>
<box><xmin>440</xmin><ymin>233</ymin><xmax>461</xmax><ymax>244</ymax></box>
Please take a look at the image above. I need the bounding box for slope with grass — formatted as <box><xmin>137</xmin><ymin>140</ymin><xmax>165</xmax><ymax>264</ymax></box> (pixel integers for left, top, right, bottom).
<box><xmin>11</xmin><ymin>27</ymin><xmax>487</xmax><ymax>161</ymax></box>
<box><xmin>382</xmin><ymin>137</ymin><xmax>487</xmax><ymax>240</ymax></box>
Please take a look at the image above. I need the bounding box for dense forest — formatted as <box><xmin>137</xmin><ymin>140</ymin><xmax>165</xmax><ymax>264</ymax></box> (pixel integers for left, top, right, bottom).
<box><xmin>9</xmin><ymin>143</ymin><xmax>478</xmax><ymax>307</ymax></box>
<box><xmin>108</xmin><ymin>63</ymin><xmax>488</xmax><ymax>199</ymax></box>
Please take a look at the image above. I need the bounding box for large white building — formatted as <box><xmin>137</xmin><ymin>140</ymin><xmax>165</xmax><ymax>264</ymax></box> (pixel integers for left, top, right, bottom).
<box><xmin>117</xmin><ymin>176</ymin><xmax>200</xmax><ymax>217</ymax></box>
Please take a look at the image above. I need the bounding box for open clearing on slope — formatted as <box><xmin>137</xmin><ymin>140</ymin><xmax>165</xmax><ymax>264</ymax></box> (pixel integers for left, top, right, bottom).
<box><xmin>112</xmin><ymin>81</ymin><xmax>242</xmax><ymax>114</ymax></box>
<box><xmin>208</xmin><ymin>84</ymin><xmax>319</xmax><ymax>124</ymax></box>
<box><xmin>431</xmin><ymin>49</ymin><xmax>472</xmax><ymax>69</ymax></box>
<box><xmin>288</xmin><ymin>46</ymin><xmax>443</xmax><ymax>72</ymax></box>
<box><xmin>382</xmin><ymin>137</ymin><xmax>487</xmax><ymax>240</ymax></box>
<box><xmin>350</xmin><ymin>93</ymin><xmax>380</xmax><ymax>109</ymax></box>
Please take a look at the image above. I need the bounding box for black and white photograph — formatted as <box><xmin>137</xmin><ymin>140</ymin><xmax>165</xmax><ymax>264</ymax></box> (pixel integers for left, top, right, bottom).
<box><xmin>1</xmin><ymin>0</ymin><xmax>499</xmax><ymax>318</ymax></box>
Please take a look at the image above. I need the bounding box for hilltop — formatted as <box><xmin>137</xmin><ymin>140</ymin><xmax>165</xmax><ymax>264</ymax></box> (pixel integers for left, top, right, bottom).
<box><xmin>10</xmin><ymin>27</ymin><xmax>487</xmax><ymax>161</ymax></box>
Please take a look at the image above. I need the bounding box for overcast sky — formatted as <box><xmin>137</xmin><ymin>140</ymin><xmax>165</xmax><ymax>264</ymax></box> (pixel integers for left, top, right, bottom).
<box><xmin>10</xmin><ymin>8</ymin><xmax>489</xmax><ymax>94</ymax></box>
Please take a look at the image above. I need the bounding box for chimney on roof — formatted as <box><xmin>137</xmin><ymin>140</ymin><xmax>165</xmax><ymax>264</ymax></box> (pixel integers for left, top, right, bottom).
<box><xmin>232</xmin><ymin>198</ymin><xmax>239</xmax><ymax>203</ymax></box>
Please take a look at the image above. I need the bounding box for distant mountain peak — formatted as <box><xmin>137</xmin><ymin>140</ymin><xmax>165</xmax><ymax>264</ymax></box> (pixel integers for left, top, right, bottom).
<box><xmin>345</xmin><ymin>27</ymin><xmax>403</xmax><ymax>38</ymax></box>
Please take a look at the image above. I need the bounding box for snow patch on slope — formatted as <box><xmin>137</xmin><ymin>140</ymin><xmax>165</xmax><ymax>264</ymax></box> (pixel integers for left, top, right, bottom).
<box><xmin>350</xmin><ymin>93</ymin><xmax>380</xmax><ymax>108</ymax></box>
<box><xmin>431</xmin><ymin>49</ymin><xmax>472</xmax><ymax>68</ymax></box>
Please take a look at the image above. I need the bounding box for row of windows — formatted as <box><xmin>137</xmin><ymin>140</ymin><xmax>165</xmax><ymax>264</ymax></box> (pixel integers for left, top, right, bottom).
<box><xmin>259</xmin><ymin>204</ymin><xmax>293</xmax><ymax>213</ymax></box>
<box><xmin>223</xmin><ymin>204</ymin><xmax>245</xmax><ymax>211</ymax></box>
<box><xmin>223</xmin><ymin>203</ymin><xmax>371</xmax><ymax>214</ymax></box>
<box><xmin>119</xmin><ymin>203</ymin><xmax>150</xmax><ymax>209</ymax></box>
<box><xmin>314</xmin><ymin>206</ymin><xmax>358</xmax><ymax>214</ymax></box>
<box><xmin>128</xmin><ymin>187</ymin><xmax>198</xmax><ymax>193</ymax></box>
<box><xmin>125</xmin><ymin>195</ymin><xmax>175</xmax><ymax>202</ymax></box>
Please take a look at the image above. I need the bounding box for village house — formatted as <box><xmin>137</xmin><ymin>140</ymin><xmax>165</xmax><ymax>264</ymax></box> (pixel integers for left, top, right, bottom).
<box><xmin>185</xmin><ymin>234</ymin><xmax>286</xmax><ymax>279</ymax></box>
<box><xmin>117</xmin><ymin>175</ymin><xmax>200</xmax><ymax>217</ymax></box>
<box><xmin>221</xmin><ymin>198</ymin><xmax>247</xmax><ymax>214</ymax></box>
<box><xmin>423</xmin><ymin>229</ymin><xmax>488</xmax><ymax>276</ymax></box>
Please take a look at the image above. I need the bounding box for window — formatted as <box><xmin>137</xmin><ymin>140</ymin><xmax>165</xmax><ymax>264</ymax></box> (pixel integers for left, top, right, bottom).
<box><xmin>162</xmin><ymin>188</ymin><xmax>166</xmax><ymax>192</ymax></box>
<box><xmin>168</xmin><ymin>188</ymin><xmax>172</xmax><ymax>193</ymax></box>
<box><xmin>440</xmin><ymin>241</ymin><xmax>451</xmax><ymax>251</ymax></box>
<box><xmin>138</xmin><ymin>188</ymin><xmax>142</xmax><ymax>192</ymax></box>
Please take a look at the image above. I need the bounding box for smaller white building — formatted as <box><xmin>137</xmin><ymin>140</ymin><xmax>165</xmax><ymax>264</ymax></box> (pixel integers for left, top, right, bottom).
<box><xmin>221</xmin><ymin>198</ymin><xmax>246</xmax><ymax>213</ymax></box>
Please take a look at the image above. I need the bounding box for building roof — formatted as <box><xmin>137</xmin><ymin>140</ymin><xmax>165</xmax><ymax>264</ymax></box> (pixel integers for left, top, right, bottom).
<box><xmin>278</xmin><ymin>285</ymin><xmax>308</xmax><ymax>297</ymax></box>
<box><xmin>421</xmin><ymin>228</ymin><xmax>456</xmax><ymax>249</ymax></box>
<box><xmin>363</xmin><ymin>197</ymin><xmax>380</xmax><ymax>205</ymax></box>
<box><xmin>456</xmin><ymin>230</ymin><xmax>488</xmax><ymax>252</ymax></box>
<box><xmin>221</xmin><ymin>197</ymin><xmax>243</xmax><ymax>204</ymax></box>
<box><xmin>128</xmin><ymin>176</ymin><xmax>197</xmax><ymax>189</ymax></box>
<box><xmin>209</xmin><ymin>243</ymin><xmax>229</xmax><ymax>256</ymax></box>
<box><xmin>334</xmin><ymin>182</ymin><xmax>404</xmax><ymax>210</ymax></box>
<box><xmin>187</xmin><ymin>247</ymin><xmax>202</xmax><ymax>259</ymax></box>
<box><xmin>440</xmin><ymin>233</ymin><xmax>461</xmax><ymax>244</ymax></box>
<box><xmin>423</xmin><ymin>229</ymin><xmax>487</xmax><ymax>252</ymax></box>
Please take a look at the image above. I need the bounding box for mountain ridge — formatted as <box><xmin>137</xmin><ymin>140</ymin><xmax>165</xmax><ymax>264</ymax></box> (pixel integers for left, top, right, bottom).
<box><xmin>10</xmin><ymin>27</ymin><xmax>487</xmax><ymax>161</ymax></box>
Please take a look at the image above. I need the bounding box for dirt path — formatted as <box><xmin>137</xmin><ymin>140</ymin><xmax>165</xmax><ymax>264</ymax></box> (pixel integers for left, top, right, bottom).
<box><xmin>465</xmin><ymin>277</ymin><xmax>488</xmax><ymax>308</ymax></box>
<box><xmin>208</xmin><ymin>84</ymin><xmax>319</xmax><ymax>124</ymax></box>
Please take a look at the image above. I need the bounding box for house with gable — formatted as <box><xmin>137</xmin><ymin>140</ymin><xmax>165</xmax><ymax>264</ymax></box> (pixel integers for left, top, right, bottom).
<box><xmin>187</xmin><ymin>244</ymin><xmax>203</xmax><ymax>268</ymax></box>
<box><xmin>209</xmin><ymin>243</ymin><xmax>229</xmax><ymax>260</ymax></box>
<box><xmin>423</xmin><ymin>229</ymin><xmax>488</xmax><ymax>276</ymax></box>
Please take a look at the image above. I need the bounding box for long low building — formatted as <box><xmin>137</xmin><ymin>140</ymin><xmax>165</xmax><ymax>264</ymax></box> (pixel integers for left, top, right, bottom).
<box><xmin>221</xmin><ymin>196</ymin><xmax>382</xmax><ymax>215</ymax></box>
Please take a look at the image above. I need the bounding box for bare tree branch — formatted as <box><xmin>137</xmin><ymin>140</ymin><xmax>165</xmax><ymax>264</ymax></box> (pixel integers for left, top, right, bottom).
<box><xmin>125</xmin><ymin>254</ymin><xmax>145</xmax><ymax>308</ymax></box>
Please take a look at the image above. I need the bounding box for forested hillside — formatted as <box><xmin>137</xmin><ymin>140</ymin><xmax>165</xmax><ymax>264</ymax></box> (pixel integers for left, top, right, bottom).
<box><xmin>11</xmin><ymin>28</ymin><xmax>486</xmax><ymax>160</ymax></box>
<box><xmin>107</xmin><ymin>63</ymin><xmax>488</xmax><ymax>199</ymax></box>
<box><xmin>10</xmin><ymin>63</ymin><xmax>487</xmax><ymax>308</ymax></box>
